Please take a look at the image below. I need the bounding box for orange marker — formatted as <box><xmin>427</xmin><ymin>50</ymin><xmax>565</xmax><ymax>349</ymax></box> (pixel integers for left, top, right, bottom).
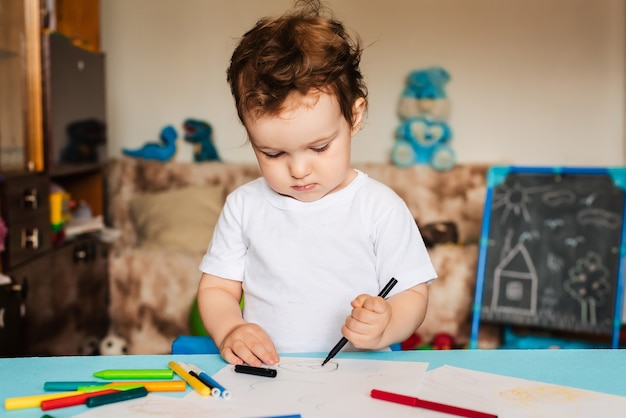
<box><xmin>103</xmin><ymin>380</ymin><xmax>186</xmax><ymax>392</ymax></box>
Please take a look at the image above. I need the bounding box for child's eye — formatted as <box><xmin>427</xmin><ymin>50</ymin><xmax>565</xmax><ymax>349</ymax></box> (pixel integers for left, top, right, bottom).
<box><xmin>263</xmin><ymin>151</ymin><xmax>284</xmax><ymax>159</ymax></box>
<box><xmin>312</xmin><ymin>144</ymin><xmax>330</xmax><ymax>153</ymax></box>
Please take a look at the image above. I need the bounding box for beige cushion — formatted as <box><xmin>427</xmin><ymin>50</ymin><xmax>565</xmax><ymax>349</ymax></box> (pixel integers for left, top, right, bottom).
<box><xmin>129</xmin><ymin>185</ymin><xmax>225</xmax><ymax>254</ymax></box>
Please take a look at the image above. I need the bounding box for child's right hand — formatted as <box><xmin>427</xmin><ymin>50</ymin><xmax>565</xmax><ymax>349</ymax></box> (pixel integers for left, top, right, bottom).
<box><xmin>218</xmin><ymin>323</ymin><xmax>279</xmax><ymax>367</ymax></box>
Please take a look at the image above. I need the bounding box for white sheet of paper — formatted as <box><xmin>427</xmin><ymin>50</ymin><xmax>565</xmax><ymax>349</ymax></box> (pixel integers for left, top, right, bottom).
<box><xmin>417</xmin><ymin>365</ymin><xmax>626</xmax><ymax>418</ymax></box>
<box><xmin>72</xmin><ymin>357</ymin><xmax>429</xmax><ymax>418</ymax></box>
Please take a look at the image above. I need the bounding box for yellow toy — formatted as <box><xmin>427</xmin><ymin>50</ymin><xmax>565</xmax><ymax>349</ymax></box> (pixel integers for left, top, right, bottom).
<box><xmin>49</xmin><ymin>188</ymin><xmax>71</xmax><ymax>232</ymax></box>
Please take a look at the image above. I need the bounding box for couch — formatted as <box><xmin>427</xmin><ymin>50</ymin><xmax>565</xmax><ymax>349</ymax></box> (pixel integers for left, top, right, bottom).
<box><xmin>106</xmin><ymin>157</ymin><xmax>500</xmax><ymax>354</ymax></box>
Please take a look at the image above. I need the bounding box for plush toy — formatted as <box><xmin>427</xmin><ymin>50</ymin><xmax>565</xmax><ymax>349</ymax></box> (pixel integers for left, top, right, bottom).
<box><xmin>77</xmin><ymin>336</ymin><xmax>101</xmax><ymax>356</ymax></box>
<box><xmin>391</xmin><ymin>116</ymin><xmax>455</xmax><ymax>170</ymax></box>
<box><xmin>419</xmin><ymin>221</ymin><xmax>459</xmax><ymax>249</ymax></box>
<box><xmin>122</xmin><ymin>125</ymin><xmax>178</xmax><ymax>161</ymax></box>
<box><xmin>183</xmin><ymin>119</ymin><xmax>220</xmax><ymax>162</ymax></box>
<box><xmin>99</xmin><ymin>333</ymin><xmax>129</xmax><ymax>355</ymax></box>
<box><xmin>398</xmin><ymin>66</ymin><xmax>451</xmax><ymax>121</ymax></box>
<box><xmin>61</xmin><ymin>119</ymin><xmax>106</xmax><ymax>163</ymax></box>
<box><xmin>392</xmin><ymin>66</ymin><xmax>456</xmax><ymax>170</ymax></box>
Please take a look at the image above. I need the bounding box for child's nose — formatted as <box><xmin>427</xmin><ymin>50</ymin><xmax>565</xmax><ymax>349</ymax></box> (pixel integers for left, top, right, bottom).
<box><xmin>289</xmin><ymin>156</ymin><xmax>311</xmax><ymax>179</ymax></box>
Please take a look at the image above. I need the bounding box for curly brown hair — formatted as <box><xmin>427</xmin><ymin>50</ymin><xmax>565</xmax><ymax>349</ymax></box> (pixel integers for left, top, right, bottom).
<box><xmin>227</xmin><ymin>0</ymin><xmax>367</xmax><ymax>127</ymax></box>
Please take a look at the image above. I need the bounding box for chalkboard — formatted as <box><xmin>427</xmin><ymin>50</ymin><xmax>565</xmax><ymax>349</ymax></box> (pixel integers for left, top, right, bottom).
<box><xmin>470</xmin><ymin>166</ymin><xmax>626</xmax><ymax>348</ymax></box>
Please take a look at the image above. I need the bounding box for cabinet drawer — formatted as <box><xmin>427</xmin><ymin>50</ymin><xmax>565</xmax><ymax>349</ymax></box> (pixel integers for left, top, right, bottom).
<box><xmin>7</xmin><ymin>237</ymin><xmax>110</xmax><ymax>356</ymax></box>
<box><xmin>4</xmin><ymin>216</ymin><xmax>52</xmax><ymax>269</ymax></box>
<box><xmin>2</xmin><ymin>174</ymin><xmax>50</xmax><ymax>224</ymax></box>
<box><xmin>0</xmin><ymin>280</ymin><xmax>26</xmax><ymax>357</ymax></box>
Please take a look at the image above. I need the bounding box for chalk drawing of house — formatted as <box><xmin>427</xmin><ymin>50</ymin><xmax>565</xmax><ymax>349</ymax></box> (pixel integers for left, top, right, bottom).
<box><xmin>491</xmin><ymin>242</ymin><xmax>538</xmax><ymax>315</ymax></box>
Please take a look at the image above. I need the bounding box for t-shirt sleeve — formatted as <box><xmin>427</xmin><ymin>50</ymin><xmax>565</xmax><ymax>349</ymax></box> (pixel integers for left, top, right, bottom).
<box><xmin>199</xmin><ymin>193</ymin><xmax>247</xmax><ymax>281</ymax></box>
<box><xmin>373</xmin><ymin>198</ymin><xmax>437</xmax><ymax>294</ymax></box>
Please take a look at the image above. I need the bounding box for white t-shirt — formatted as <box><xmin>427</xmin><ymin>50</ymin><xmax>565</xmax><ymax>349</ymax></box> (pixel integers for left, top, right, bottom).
<box><xmin>199</xmin><ymin>170</ymin><xmax>437</xmax><ymax>353</ymax></box>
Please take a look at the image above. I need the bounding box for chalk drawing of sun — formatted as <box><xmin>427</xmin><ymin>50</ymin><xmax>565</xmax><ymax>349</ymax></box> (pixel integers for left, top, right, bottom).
<box><xmin>492</xmin><ymin>182</ymin><xmax>534</xmax><ymax>223</ymax></box>
<box><xmin>492</xmin><ymin>181</ymin><xmax>555</xmax><ymax>224</ymax></box>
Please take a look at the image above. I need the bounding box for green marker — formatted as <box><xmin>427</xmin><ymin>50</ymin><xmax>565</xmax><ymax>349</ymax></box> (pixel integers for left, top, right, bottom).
<box><xmin>86</xmin><ymin>386</ymin><xmax>148</xmax><ymax>407</ymax></box>
<box><xmin>93</xmin><ymin>369</ymin><xmax>173</xmax><ymax>380</ymax></box>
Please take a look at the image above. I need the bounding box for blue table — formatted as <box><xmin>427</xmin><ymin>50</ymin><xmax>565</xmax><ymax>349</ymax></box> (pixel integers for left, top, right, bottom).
<box><xmin>2</xmin><ymin>349</ymin><xmax>626</xmax><ymax>417</ymax></box>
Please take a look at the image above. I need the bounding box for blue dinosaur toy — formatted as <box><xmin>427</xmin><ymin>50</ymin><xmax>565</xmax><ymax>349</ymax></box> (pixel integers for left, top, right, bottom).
<box><xmin>122</xmin><ymin>125</ymin><xmax>178</xmax><ymax>161</ymax></box>
<box><xmin>398</xmin><ymin>66</ymin><xmax>451</xmax><ymax>121</ymax></box>
<box><xmin>183</xmin><ymin>119</ymin><xmax>220</xmax><ymax>162</ymax></box>
<box><xmin>391</xmin><ymin>116</ymin><xmax>455</xmax><ymax>171</ymax></box>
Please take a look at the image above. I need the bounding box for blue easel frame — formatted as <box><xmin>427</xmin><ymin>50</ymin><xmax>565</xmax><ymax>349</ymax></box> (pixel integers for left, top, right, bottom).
<box><xmin>469</xmin><ymin>166</ymin><xmax>626</xmax><ymax>349</ymax></box>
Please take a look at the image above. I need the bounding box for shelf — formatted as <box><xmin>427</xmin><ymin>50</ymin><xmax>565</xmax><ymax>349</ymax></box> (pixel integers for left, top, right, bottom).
<box><xmin>49</xmin><ymin>162</ymin><xmax>105</xmax><ymax>178</ymax></box>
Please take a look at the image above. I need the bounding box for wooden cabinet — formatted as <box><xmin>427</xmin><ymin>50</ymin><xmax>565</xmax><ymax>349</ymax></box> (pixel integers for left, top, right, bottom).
<box><xmin>0</xmin><ymin>0</ymin><xmax>44</xmax><ymax>173</ymax></box>
<box><xmin>44</xmin><ymin>32</ymin><xmax>106</xmax><ymax>169</ymax></box>
<box><xmin>1</xmin><ymin>0</ymin><xmax>109</xmax><ymax>357</ymax></box>
<box><xmin>43</xmin><ymin>32</ymin><xmax>107</xmax><ymax>220</ymax></box>
<box><xmin>50</xmin><ymin>0</ymin><xmax>101</xmax><ymax>53</ymax></box>
<box><xmin>36</xmin><ymin>1</ymin><xmax>107</xmax><ymax>221</ymax></box>
<box><xmin>0</xmin><ymin>0</ymin><xmax>45</xmax><ymax>357</ymax></box>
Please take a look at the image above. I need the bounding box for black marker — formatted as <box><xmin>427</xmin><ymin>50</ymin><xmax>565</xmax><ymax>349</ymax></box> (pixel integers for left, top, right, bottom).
<box><xmin>189</xmin><ymin>370</ymin><xmax>222</xmax><ymax>396</ymax></box>
<box><xmin>321</xmin><ymin>277</ymin><xmax>398</xmax><ymax>366</ymax></box>
<box><xmin>234</xmin><ymin>364</ymin><xmax>278</xmax><ymax>378</ymax></box>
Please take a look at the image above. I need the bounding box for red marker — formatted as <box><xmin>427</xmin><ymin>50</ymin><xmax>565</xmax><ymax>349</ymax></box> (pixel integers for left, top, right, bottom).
<box><xmin>370</xmin><ymin>389</ymin><xmax>498</xmax><ymax>418</ymax></box>
<box><xmin>41</xmin><ymin>389</ymin><xmax>119</xmax><ymax>411</ymax></box>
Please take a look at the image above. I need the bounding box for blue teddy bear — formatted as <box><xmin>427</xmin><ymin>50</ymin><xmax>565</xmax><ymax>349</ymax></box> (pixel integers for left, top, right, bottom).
<box><xmin>397</xmin><ymin>66</ymin><xmax>451</xmax><ymax>121</ymax></box>
<box><xmin>391</xmin><ymin>116</ymin><xmax>455</xmax><ymax>171</ymax></box>
<box><xmin>392</xmin><ymin>66</ymin><xmax>456</xmax><ymax>170</ymax></box>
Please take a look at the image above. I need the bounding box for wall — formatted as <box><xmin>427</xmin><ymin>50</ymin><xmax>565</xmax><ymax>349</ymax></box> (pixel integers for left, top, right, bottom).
<box><xmin>101</xmin><ymin>0</ymin><xmax>625</xmax><ymax>166</ymax></box>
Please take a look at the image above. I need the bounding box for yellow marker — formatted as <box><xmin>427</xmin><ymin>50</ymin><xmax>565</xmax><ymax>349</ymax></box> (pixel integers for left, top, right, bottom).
<box><xmin>167</xmin><ymin>361</ymin><xmax>211</xmax><ymax>397</ymax></box>
<box><xmin>104</xmin><ymin>381</ymin><xmax>186</xmax><ymax>392</ymax></box>
<box><xmin>4</xmin><ymin>391</ymin><xmax>83</xmax><ymax>410</ymax></box>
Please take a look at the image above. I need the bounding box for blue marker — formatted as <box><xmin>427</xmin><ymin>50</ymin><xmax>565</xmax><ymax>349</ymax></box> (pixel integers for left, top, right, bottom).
<box><xmin>257</xmin><ymin>415</ymin><xmax>302</xmax><ymax>418</ymax></box>
<box><xmin>185</xmin><ymin>363</ymin><xmax>231</xmax><ymax>399</ymax></box>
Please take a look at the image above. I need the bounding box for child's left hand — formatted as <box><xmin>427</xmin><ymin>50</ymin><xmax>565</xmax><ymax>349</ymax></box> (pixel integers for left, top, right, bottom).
<box><xmin>341</xmin><ymin>294</ymin><xmax>392</xmax><ymax>349</ymax></box>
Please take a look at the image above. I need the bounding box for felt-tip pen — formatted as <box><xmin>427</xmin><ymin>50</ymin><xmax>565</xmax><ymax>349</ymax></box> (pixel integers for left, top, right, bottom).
<box><xmin>167</xmin><ymin>361</ymin><xmax>212</xmax><ymax>397</ymax></box>
<box><xmin>185</xmin><ymin>363</ymin><xmax>232</xmax><ymax>399</ymax></box>
<box><xmin>86</xmin><ymin>386</ymin><xmax>149</xmax><ymax>408</ymax></box>
<box><xmin>321</xmin><ymin>277</ymin><xmax>398</xmax><ymax>366</ymax></box>
<box><xmin>4</xmin><ymin>391</ymin><xmax>82</xmax><ymax>410</ymax></box>
<box><xmin>370</xmin><ymin>389</ymin><xmax>498</xmax><ymax>418</ymax></box>
<box><xmin>256</xmin><ymin>415</ymin><xmax>302</xmax><ymax>418</ymax></box>
<box><xmin>41</xmin><ymin>389</ymin><xmax>119</xmax><ymax>411</ymax></box>
<box><xmin>188</xmin><ymin>370</ymin><xmax>222</xmax><ymax>397</ymax></box>
<box><xmin>93</xmin><ymin>369</ymin><xmax>173</xmax><ymax>380</ymax></box>
<box><xmin>234</xmin><ymin>364</ymin><xmax>277</xmax><ymax>378</ymax></box>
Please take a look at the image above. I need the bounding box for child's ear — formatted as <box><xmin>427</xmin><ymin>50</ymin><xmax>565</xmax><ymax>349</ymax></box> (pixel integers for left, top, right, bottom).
<box><xmin>351</xmin><ymin>97</ymin><xmax>367</xmax><ymax>135</ymax></box>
